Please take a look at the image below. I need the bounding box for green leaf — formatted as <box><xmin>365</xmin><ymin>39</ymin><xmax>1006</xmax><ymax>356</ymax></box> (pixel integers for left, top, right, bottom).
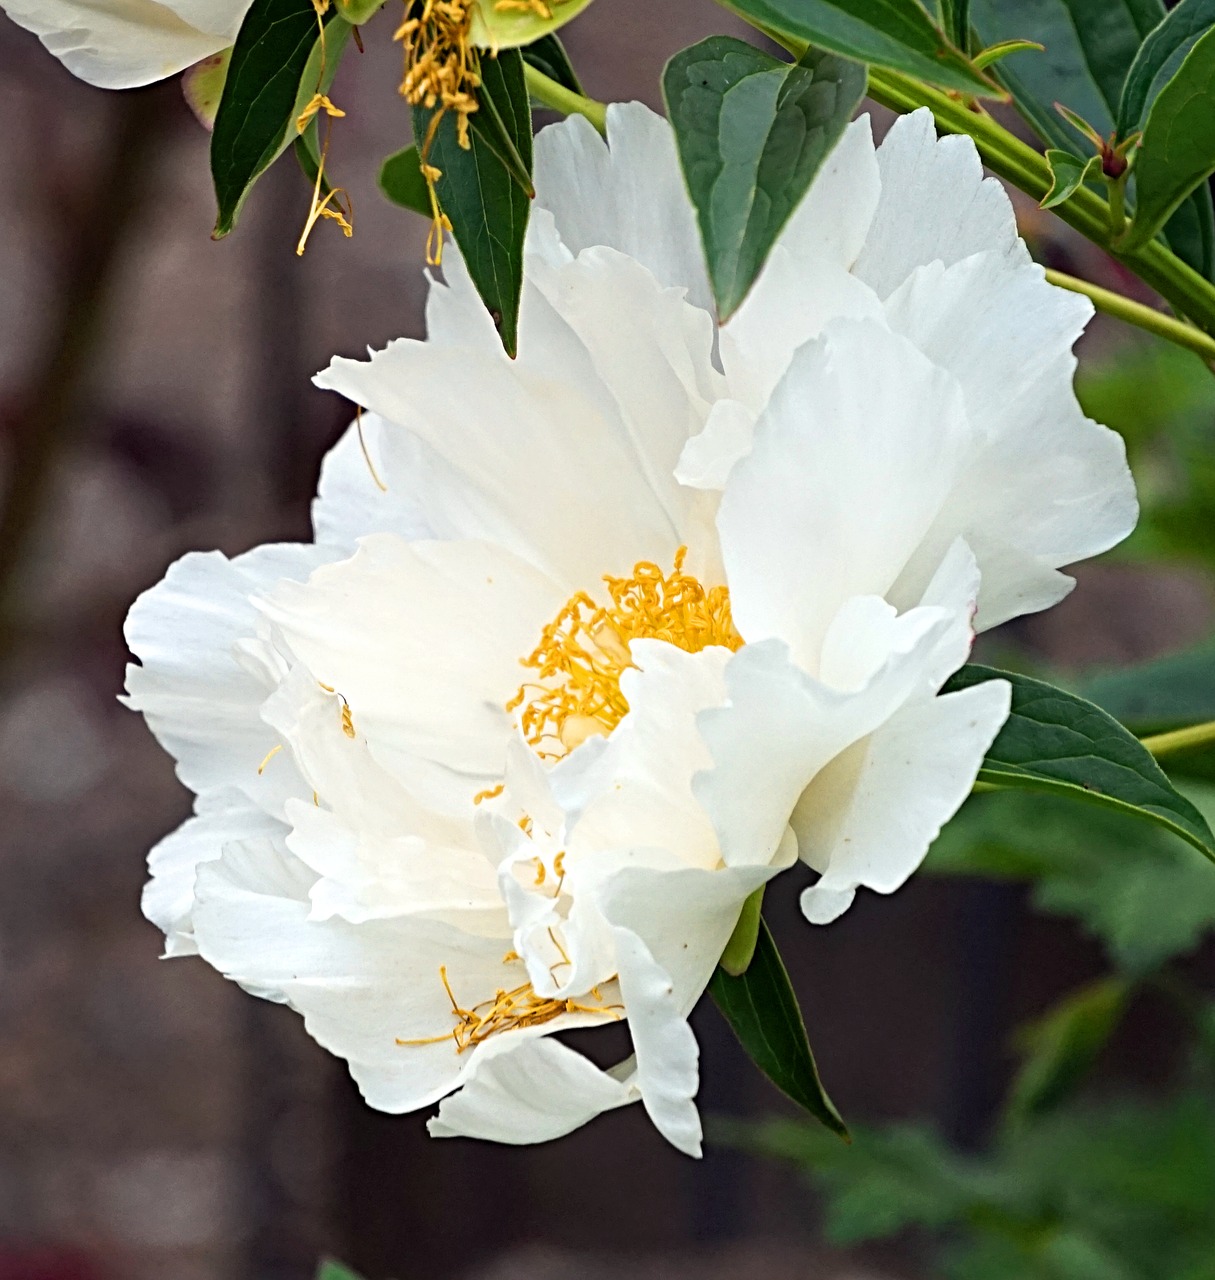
<box><xmin>1122</xmin><ymin>25</ymin><xmax>1215</xmax><ymax>254</ymax></box>
<box><xmin>940</xmin><ymin>0</ymin><xmax>972</xmax><ymax>53</ymax></box>
<box><xmin>211</xmin><ymin>0</ymin><xmax>352</xmax><ymax>237</ymax></box>
<box><xmin>378</xmin><ymin>145</ymin><xmax>431</xmax><ymax>218</ymax></box>
<box><xmin>1042</xmin><ymin>148</ymin><xmax>1103</xmax><ymax>208</ymax></box>
<box><xmin>1007</xmin><ymin>978</ymin><xmax>1131</xmax><ymax>1121</ymax></box>
<box><xmin>335</xmin><ymin>0</ymin><xmax>383</xmax><ymax>22</ymax></box>
<box><xmin>521</xmin><ymin>32</ymin><xmax>583</xmax><ymax>94</ymax></box>
<box><xmin>717</xmin><ymin>0</ymin><xmax>997</xmax><ymax>95</ymax></box>
<box><xmin>470</xmin><ymin>0</ymin><xmax>595</xmax><ymax>48</ymax></box>
<box><xmin>944</xmin><ymin>664</ymin><xmax>1215</xmax><ymax>862</ymax></box>
<box><xmin>662</xmin><ymin>37</ymin><xmax>866</xmax><ymax>319</ymax></box>
<box><xmin>316</xmin><ymin>1262</ymin><xmax>364</xmax><ymax>1280</ymax></box>
<box><xmin>413</xmin><ymin>48</ymin><xmax>532</xmax><ymax>356</ymax></box>
<box><xmin>1117</xmin><ymin>0</ymin><xmax>1215</xmax><ymax>137</ymax></box>
<box><xmin>970</xmin><ymin>0</ymin><xmax>1215</xmax><ymax>278</ymax></box>
<box><xmin>708</xmin><ymin>920</ymin><xmax>848</xmax><ymax>1139</ymax></box>
<box><xmin>927</xmin><ymin>788</ymin><xmax>1215</xmax><ymax>972</ymax></box>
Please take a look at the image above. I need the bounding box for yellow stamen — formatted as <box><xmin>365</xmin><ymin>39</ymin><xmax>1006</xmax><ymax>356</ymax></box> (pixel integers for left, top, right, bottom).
<box><xmin>473</xmin><ymin>782</ymin><xmax>505</xmax><ymax>805</ymax></box>
<box><xmin>355</xmin><ymin>405</ymin><xmax>388</xmax><ymax>493</ymax></box>
<box><xmin>257</xmin><ymin>743</ymin><xmax>284</xmax><ymax>775</ymax></box>
<box><xmin>394</xmin><ymin>0</ymin><xmax>481</xmax><ymax>262</ymax></box>
<box><xmin>295</xmin><ymin>8</ymin><xmax>354</xmax><ymax>255</ymax></box>
<box><xmin>534</xmin><ymin>859</ymin><xmax>547</xmax><ymax>886</ymax></box>
<box><xmin>507</xmin><ymin>547</ymin><xmax>741</xmax><ymax>758</ymax></box>
<box><xmin>396</xmin><ymin>964</ymin><xmax>622</xmax><ymax>1053</ymax></box>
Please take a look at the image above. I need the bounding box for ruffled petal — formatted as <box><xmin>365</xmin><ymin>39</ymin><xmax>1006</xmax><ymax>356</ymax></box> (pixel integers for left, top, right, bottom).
<box><xmin>882</xmin><ymin>254</ymin><xmax>1138</xmax><ymax>627</ymax></box>
<box><xmin>123</xmin><ymin>543</ymin><xmax>331</xmax><ymax>816</ymax></box>
<box><xmin>3</xmin><ymin>0</ymin><xmax>244</xmax><ymax>88</ymax></box>
<box><xmin>311</xmin><ymin>412</ymin><xmax>433</xmax><ymax>551</ymax></box>
<box><xmin>853</xmin><ymin>109</ymin><xmax>1028</xmax><ymax>299</ymax></box>
<box><xmin>533</xmin><ymin>103</ymin><xmax>713</xmax><ymax>315</ymax></box>
<box><xmin>315</xmin><ymin>245</ymin><xmax>720</xmax><ymax>589</ymax></box>
<box><xmin>796</xmin><ymin>677</ymin><xmax>1010</xmax><ymax>923</ymax></box>
<box><xmin>717</xmin><ymin>319</ymin><xmax>971</xmax><ymax>668</ymax></box>
<box><xmin>142</xmin><ymin>788</ymin><xmax>283</xmax><ymax>957</ymax></box>
<box><xmin>257</xmin><ymin>534</ymin><xmax>564</xmax><ymax>779</ymax></box>
<box><xmin>611</xmin><ymin>927</ymin><xmax>702</xmax><ymax>1157</ymax></box>
<box><xmin>718</xmin><ymin>117</ymin><xmax>885</xmax><ymax>411</ymax></box>
<box><xmin>695</xmin><ymin>600</ymin><xmax>974</xmax><ymax>869</ymax></box>
<box><xmin>429</xmin><ymin>1036</ymin><xmax>639</xmax><ymax>1143</ymax></box>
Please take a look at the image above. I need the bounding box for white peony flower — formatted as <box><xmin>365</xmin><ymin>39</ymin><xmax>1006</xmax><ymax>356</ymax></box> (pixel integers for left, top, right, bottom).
<box><xmin>0</xmin><ymin>0</ymin><xmax>250</xmax><ymax>88</ymax></box>
<box><xmin>127</xmin><ymin>103</ymin><xmax>1135</xmax><ymax>1151</ymax></box>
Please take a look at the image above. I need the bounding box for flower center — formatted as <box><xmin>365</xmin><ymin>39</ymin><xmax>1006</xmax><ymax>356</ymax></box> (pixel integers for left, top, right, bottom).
<box><xmin>508</xmin><ymin>547</ymin><xmax>741</xmax><ymax>758</ymax></box>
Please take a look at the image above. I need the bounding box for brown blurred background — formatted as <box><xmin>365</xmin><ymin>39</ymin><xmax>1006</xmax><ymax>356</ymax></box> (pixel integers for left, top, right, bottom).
<box><xmin>0</xmin><ymin>3</ymin><xmax>1212</xmax><ymax>1279</ymax></box>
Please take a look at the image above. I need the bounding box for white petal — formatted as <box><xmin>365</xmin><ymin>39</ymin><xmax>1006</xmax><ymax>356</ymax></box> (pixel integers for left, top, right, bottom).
<box><xmin>675</xmin><ymin>398</ymin><xmax>756</xmax><ymax>491</ymax></box>
<box><xmin>612</xmin><ymin>927</ymin><xmax>702</xmax><ymax>1157</ymax></box>
<box><xmin>311</xmin><ymin>412</ymin><xmax>433</xmax><ymax>551</ymax></box>
<box><xmin>719</xmin><ymin>117</ymin><xmax>885</xmax><ymax>412</ymax></box>
<box><xmin>192</xmin><ymin>843</ymin><xmax>548</xmax><ymax>1114</ymax></box>
<box><xmin>882</xmin><ymin>254</ymin><xmax>1137</xmax><ymax>627</ymax></box>
<box><xmin>696</xmin><ymin>604</ymin><xmax>972</xmax><ymax>869</ymax></box>
<box><xmin>258</xmin><ymin>534</ymin><xmax>564</xmax><ymax>779</ymax></box>
<box><xmin>570</xmin><ymin>641</ymin><xmax>732</xmax><ymax>870</ymax></box>
<box><xmin>533</xmin><ymin>103</ymin><xmax>713</xmax><ymax>315</ymax></box>
<box><xmin>796</xmin><ymin>678</ymin><xmax>1011</xmax><ymax>922</ymax></box>
<box><xmin>142</xmin><ymin>788</ymin><xmax>282</xmax><ymax>957</ymax></box>
<box><xmin>718</xmin><ymin>319</ymin><xmax>970</xmax><ymax>668</ymax></box>
<box><xmin>3</xmin><ymin>0</ymin><xmax>244</xmax><ymax>88</ymax></box>
<box><xmin>315</xmin><ymin>246</ymin><xmax>719</xmax><ymax>588</ymax></box>
<box><xmin>853</xmin><ymin>109</ymin><xmax>1028</xmax><ymax>299</ymax></box>
<box><xmin>123</xmin><ymin>543</ymin><xmax>330</xmax><ymax>816</ymax></box>
<box><xmin>429</xmin><ymin>1036</ymin><xmax>639</xmax><ymax>1144</ymax></box>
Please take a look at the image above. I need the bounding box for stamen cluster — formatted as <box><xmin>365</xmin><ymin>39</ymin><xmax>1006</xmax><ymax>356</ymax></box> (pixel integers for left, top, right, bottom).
<box><xmin>397</xmin><ymin>966</ymin><xmax>621</xmax><ymax>1053</ymax></box>
<box><xmin>509</xmin><ymin>548</ymin><xmax>741</xmax><ymax>757</ymax></box>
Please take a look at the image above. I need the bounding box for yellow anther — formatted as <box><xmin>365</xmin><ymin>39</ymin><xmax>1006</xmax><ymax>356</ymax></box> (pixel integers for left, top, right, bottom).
<box><xmin>502</xmin><ymin>950</ymin><xmax>521</xmax><ymax>964</ymax></box>
<box><xmin>396</xmin><ymin>965</ymin><xmax>622</xmax><ymax>1053</ymax></box>
<box><xmin>473</xmin><ymin>782</ymin><xmax>505</xmax><ymax>805</ymax></box>
<box><xmin>508</xmin><ymin>547</ymin><xmax>741</xmax><ymax>758</ymax></box>
<box><xmin>534</xmin><ymin>860</ymin><xmax>547</xmax><ymax>886</ymax></box>
<box><xmin>296</xmin><ymin>92</ymin><xmax>346</xmax><ymax>133</ymax></box>
<box><xmin>553</xmin><ymin>851</ymin><xmax>566</xmax><ymax>878</ymax></box>
<box><xmin>340</xmin><ymin>703</ymin><xmax>356</xmax><ymax>739</ymax></box>
<box><xmin>257</xmin><ymin>743</ymin><xmax>284</xmax><ymax>775</ymax></box>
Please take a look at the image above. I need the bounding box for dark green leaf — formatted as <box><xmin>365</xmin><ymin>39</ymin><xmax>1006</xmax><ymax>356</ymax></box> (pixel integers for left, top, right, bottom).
<box><xmin>940</xmin><ymin>0</ymin><xmax>972</xmax><ymax>53</ymax></box>
<box><xmin>944</xmin><ymin>664</ymin><xmax>1215</xmax><ymax>862</ymax></box>
<box><xmin>413</xmin><ymin>48</ymin><xmax>532</xmax><ymax>356</ymax></box>
<box><xmin>378</xmin><ymin>145</ymin><xmax>432</xmax><ymax>218</ymax></box>
<box><xmin>709</xmin><ymin>920</ymin><xmax>848</xmax><ymax>1139</ymax></box>
<box><xmin>521</xmin><ymin>33</ymin><xmax>583</xmax><ymax>94</ymax></box>
<box><xmin>662</xmin><ymin>37</ymin><xmax>866</xmax><ymax>318</ymax></box>
<box><xmin>1042</xmin><ymin>148</ymin><xmax>1103</xmax><ymax>207</ymax></box>
<box><xmin>316</xmin><ymin>1262</ymin><xmax>365</xmax><ymax>1280</ymax></box>
<box><xmin>1117</xmin><ymin>0</ymin><xmax>1215</xmax><ymax>137</ymax></box>
<box><xmin>970</xmin><ymin>0</ymin><xmax>1215</xmax><ymax>278</ymax></box>
<box><xmin>1122</xmin><ymin>26</ymin><xmax>1215</xmax><ymax>254</ymax></box>
<box><xmin>211</xmin><ymin>0</ymin><xmax>352</xmax><ymax>237</ymax></box>
<box><xmin>928</xmin><ymin>788</ymin><xmax>1215</xmax><ymax>972</ymax></box>
<box><xmin>718</xmin><ymin>0</ymin><xmax>996</xmax><ymax>95</ymax></box>
<box><xmin>1007</xmin><ymin>978</ymin><xmax>1131</xmax><ymax>1121</ymax></box>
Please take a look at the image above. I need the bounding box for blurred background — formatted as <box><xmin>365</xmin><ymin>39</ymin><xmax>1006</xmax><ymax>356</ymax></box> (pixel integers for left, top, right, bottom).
<box><xmin>0</xmin><ymin>2</ymin><xmax>1213</xmax><ymax>1278</ymax></box>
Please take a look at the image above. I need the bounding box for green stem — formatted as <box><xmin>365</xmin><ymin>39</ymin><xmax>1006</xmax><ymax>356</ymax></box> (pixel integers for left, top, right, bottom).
<box><xmin>1106</xmin><ymin>173</ymin><xmax>1128</xmax><ymax>240</ymax></box>
<box><xmin>1045</xmin><ymin>269</ymin><xmax>1215</xmax><ymax>362</ymax></box>
<box><xmin>1141</xmin><ymin>719</ymin><xmax>1215</xmax><ymax>760</ymax></box>
<box><xmin>523</xmin><ymin>62</ymin><xmax>607</xmax><ymax>134</ymax></box>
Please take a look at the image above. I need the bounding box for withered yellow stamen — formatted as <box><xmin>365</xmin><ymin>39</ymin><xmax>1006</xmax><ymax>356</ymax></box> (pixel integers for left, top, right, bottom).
<box><xmin>473</xmin><ymin>782</ymin><xmax>505</xmax><ymax>805</ymax></box>
<box><xmin>508</xmin><ymin>547</ymin><xmax>741</xmax><ymax>758</ymax></box>
<box><xmin>395</xmin><ymin>964</ymin><xmax>621</xmax><ymax>1053</ymax></box>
